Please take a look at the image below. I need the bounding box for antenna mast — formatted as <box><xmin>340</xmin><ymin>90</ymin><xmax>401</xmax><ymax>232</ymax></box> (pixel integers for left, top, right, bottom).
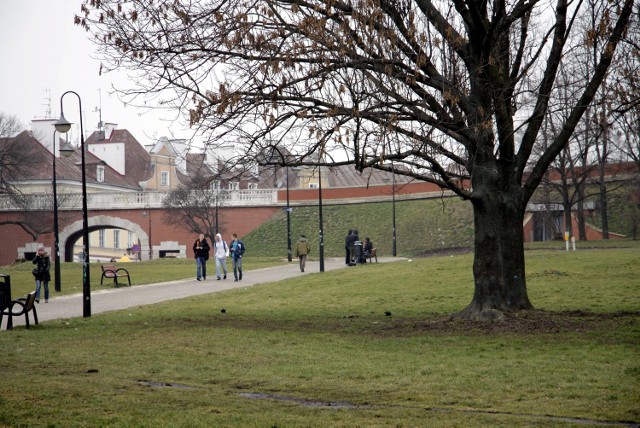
<box><xmin>42</xmin><ymin>88</ymin><xmax>52</xmax><ymax>118</ymax></box>
<box><xmin>95</xmin><ymin>88</ymin><xmax>103</xmax><ymax>131</ymax></box>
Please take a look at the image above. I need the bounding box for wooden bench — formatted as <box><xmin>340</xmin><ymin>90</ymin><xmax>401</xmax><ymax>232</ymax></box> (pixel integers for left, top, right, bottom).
<box><xmin>100</xmin><ymin>264</ymin><xmax>131</xmax><ymax>287</ymax></box>
<box><xmin>365</xmin><ymin>248</ymin><xmax>378</xmax><ymax>263</ymax></box>
<box><xmin>1</xmin><ymin>291</ymin><xmax>39</xmax><ymax>330</ymax></box>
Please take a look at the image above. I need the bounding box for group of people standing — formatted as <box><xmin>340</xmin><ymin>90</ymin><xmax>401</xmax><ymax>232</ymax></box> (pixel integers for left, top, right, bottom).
<box><xmin>192</xmin><ymin>233</ymin><xmax>246</xmax><ymax>282</ymax></box>
<box><xmin>344</xmin><ymin>229</ymin><xmax>374</xmax><ymax>265</ymax></box>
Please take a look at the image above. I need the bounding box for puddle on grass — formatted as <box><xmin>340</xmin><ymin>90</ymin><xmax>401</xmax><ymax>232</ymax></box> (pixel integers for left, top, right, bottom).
<box><xmin>142</xmin><ymin>384</ymin><xmax>637</xmax><ymax>426</ymax></box>
<box><xmin>238</xmin><ymin>392</ymin><xmax>372</xmax><ymax>409</ymax></box>
<box><xmin>427</xmin><ymin>407</ymin><xmax>640</xmax><ymax>427</ymax></box>
<box><xmin>138</xmin><ymin>380</ymin><xmax>201</xmax><ymax>390</ymax></box>
<box><xmin>240</xmin><ymin>392</ymin><xmax>639</xmax><ymax>425</ymax></box>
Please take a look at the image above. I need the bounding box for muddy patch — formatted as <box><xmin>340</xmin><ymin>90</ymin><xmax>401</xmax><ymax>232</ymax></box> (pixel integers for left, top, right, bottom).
<box><xmin>138</xmin><ymin>380</ymin><xmax>201</xmax><ymax>390</ymax></box>
<box><xmin>238</xmin><ymin>392</ymin><xmax>372</xmax><ymax>409</ymax></box>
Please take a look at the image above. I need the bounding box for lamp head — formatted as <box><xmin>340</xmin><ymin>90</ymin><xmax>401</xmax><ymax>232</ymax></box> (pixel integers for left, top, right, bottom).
<box><xmin>59</xmin><ymin>142</ymin><xmax>75</xmax><ymax>158</ymax></box>
<box><xmin>54</xmin><ymin>114</ymin><xmax>72</xmax><ymax>133</ymax></box>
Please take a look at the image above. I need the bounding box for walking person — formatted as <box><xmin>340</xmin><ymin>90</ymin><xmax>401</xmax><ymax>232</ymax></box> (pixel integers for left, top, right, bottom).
<box><xmin>295</xmin><ymin>234</ymin><xmax>311</xmax><ymax>272</ymax></box>
<box><xmin>192</xmin><ymin>233</ymin><xmax>210</xmax><ymax>281</ymax></box>
<box><xmin>230</xmin><ymin>233</ymin><xmax>246</xmax><ymax>282</ymax></box>
<box><xmin>213</xmin><ymin>233</ymin><xmax>229</xmax><ymax>280</ymax></box>
<box><xmin>32</xmin><ymin>245</ymin><xmax>51</xmax><ymax>303</ymax></box>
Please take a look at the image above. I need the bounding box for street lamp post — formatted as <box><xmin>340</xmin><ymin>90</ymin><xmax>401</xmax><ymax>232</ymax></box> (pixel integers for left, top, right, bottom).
<box><xmin>52</xmin><ymin>131</ymin><xmax>62</xmax><ymax>292</ymax></box>
<box><xmin>318</xmin><ymin>165</ymin><xmax>325</xmax><ymax>272</ymax></box>
<box><xmin>391</xmin><ymin>164</ymin><xmax>397</xmax><ymax>257</ymax></box>
<box><xmin>286</xmin><ymin>165</ymin><xmax>292</xmax><ymax>262</ymax></box>
<box><xmin>55</xmin><ymin>91</ymin><xmax>91</xmax><ymax>317</ymax></box>
<box><xmin>215</xmin><ymin>184</ymin><xmax>219</xmax><ymax>235</ymax></box>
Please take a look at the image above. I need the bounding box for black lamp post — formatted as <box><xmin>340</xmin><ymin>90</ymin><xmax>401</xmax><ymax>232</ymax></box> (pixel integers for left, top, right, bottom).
<box><xmin>286</xmin><ymin>165</ymin><xmax>292</xmax><ymax>262</ymax></box>
<box><xmin>51</xmin><ymin>131</ymin><xmax>65</xmax><ymax>292</ymax></box>
<box><xmin>318</xmin><ymin>164</ymin><xmax>325</xmax><ymax>272</ymax></box>
<box><xmin>55</xmin><ymin>91</ymin><xmax>91</xmax><ymax>317</ymax></box>
<box><xmin>215</xmin><ymin>183</ymin><xmax>219</xmax><ymax>234</ymax></box>
<box><xmin>391</xmin><ymin>163</ymin><xmax>397</xmax><ymax>257</ymax></box>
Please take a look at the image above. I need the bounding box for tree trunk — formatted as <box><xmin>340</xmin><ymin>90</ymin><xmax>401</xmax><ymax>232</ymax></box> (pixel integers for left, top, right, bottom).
<box><xmin>577</xmin><ymin>198</ymin><xmax>587</xmax><ymax>241</ymax></box>
<box><xmin>456</xmin><ymin>190</ymin><xmax>534</xmax><ymax>321</ymax></box>
<box><xmin>599</xmin><ymin>176</ymin><xmax>609</xmax><ymax>240</ymax></box>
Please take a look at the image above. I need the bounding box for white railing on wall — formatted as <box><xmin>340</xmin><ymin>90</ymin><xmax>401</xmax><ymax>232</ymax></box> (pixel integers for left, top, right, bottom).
<box><xmin>0</xmin><ymin>189</ymin><xmax>279</xmax><ymax>211</ymax></box>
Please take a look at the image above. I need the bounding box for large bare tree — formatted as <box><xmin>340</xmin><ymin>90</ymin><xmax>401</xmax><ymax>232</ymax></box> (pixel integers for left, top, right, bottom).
<box><xmin>79</xmin><ymin>0</ymin><xmax>634</xmax><ymax>320</ymax></box>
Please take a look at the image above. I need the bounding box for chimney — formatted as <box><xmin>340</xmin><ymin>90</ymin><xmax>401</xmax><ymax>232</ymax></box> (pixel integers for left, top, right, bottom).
<box><xmin>30</xmin><ymin>119</ymin><xmax>58</xmax><ymax>153</ymax></box>
<box><xmin>104</xmin><ymin>122</ymin><xmax>118</xmax><ymax>139</ymax></box>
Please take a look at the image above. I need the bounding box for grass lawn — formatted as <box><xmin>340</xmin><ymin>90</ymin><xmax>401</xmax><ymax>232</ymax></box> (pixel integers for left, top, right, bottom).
<box><xmin>0</xmin><ymin>242</ymin><xmax>638</xmax><ymax>426</ymax></box>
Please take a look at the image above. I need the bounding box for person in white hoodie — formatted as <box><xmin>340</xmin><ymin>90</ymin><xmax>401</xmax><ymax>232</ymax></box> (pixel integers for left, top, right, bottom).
<box><xmin>213</xmin><ymin>233</ymin><xmax>229</xmax><ymax>280</ymax></box>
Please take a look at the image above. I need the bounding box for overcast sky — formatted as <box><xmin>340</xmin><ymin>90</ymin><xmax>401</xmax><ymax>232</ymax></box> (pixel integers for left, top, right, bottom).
<box><xmin>0</xmin><ymin>0</ymin><xmax>192</xmax><ymax>147</ymax></box>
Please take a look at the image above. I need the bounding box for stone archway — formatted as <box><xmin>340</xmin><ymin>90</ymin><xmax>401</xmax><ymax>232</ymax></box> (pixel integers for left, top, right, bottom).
<box><xmin>59</xmin><ymin>215</ymin><xmax>151</xmax><ymax>262</ymax></box>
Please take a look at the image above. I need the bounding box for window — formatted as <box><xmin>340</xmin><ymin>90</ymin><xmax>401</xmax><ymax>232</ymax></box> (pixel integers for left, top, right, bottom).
<box><xmin>161</xmin><ymin>171</ymin><xmax>169</xmax><ymax>186</ymax></box>
<box><xmin>309</xmin><ymin>183</ymin><xmax>319</xmax><ymax>189</ymax></box>
<box><xmin>99</xmin><ymin>230</ymin><xmax>105</xmax><ymax>248</ymax></box>
<box><xmin>248</xmin><ymin>183</ymin><xmax>258</xmax><ymax>190</ymax></box>
<box><xmin>113</xmin><ymin>230</ymin><xmax>120</xmax><ymax>249</ymax></box>
<box><xmin>127</xmin><ymin>231</ymin><xmax>133</xmax><ymax>248</ymax></box>
<box><xmin>210</xmin><ymin>180</ymin><xmax>220</xmax><ymax>190</ymax></box>
<box><xmin>228</xmin><ymin>181</ymin><xmax>239</xmax><ymax>191</ymax></box>
<box><xmin>96</xmin><ymin>166</ymin><xmax>105</xmax><ymax>183</ymax></box>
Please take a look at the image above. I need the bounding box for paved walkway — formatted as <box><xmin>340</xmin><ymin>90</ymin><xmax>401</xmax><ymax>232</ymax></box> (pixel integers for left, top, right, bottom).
<box><xmin>3</xmin><ymin>257</ymin><xmax>398</xmax><ymax>329</ymax></box>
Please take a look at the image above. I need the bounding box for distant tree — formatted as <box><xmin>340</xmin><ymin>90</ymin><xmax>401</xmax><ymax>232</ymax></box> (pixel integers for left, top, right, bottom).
<box><xmin>610</xmin><ymin>9</ymin><xmax>640</xmax><ymax>169</ymax></box>
<box><xmin>0</xmin><ymin>128</ymin><xmax>55</xmax><ymax>240</ymax></box>
<box><xmin>586</xmin><ymin>4</ymin><xmax>640</xmax><ymax>239</ymax></box>
<box><xmin>0</xmin><ymin>113</ymin><xmax>27</xmax><ymax>193</ymax></box>
<box><xmin>79</xmin><ymin>0</ymin><xmax>634</xmax><ymax>320</ymax></box>
<box><xmin>536</xmin><ymin>62</ymin><xmax>595</xmax><ymax>241</ymax></box>
<box><xmin>614</xmin><ymin>105</ymin><xmax>640</xmax><ymax>168</ymax></box>
<box><xmin>0</xmin><ymin>112</ymin><xmax>23</xmax><ymax>139</ymax></box>
<box><xmin>163</xmin><ymin>175</ymin><xmax>226</xmax><ymax>239</ymax></box>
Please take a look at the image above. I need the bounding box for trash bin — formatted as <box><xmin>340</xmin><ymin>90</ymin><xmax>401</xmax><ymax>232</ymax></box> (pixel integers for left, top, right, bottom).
<box><xmin>353</xmin><ymin>241</ymin><xmax>363</xmax><ymax>264</ymax></box>
<box><xmin>0</xmin><ymin>274</ymin><xmax>12</xmax><ymax>329</ymax></box>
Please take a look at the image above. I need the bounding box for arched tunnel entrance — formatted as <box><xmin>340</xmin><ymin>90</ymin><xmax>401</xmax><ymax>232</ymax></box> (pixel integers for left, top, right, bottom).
<box><xmin>59</xmin><ymin>216</ymin><xmax>150</xmax><ymax>262</ymax></box>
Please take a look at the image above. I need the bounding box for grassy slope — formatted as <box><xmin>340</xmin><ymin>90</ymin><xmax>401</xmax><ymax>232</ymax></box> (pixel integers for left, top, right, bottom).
<box><xmin>242</xmin><ymin>194</ymin><xmax>636</xmax><ymax>259</ymax></box>
<box><xmin>244</xmin><ymin>196</ymin><xmax>475</xmax><ymax>259</ymax></box>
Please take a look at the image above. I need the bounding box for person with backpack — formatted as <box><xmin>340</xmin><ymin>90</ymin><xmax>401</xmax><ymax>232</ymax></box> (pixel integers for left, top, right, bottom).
<box><xmin>213</xmin><ymin>233</ymin><xmax>229</xmax><ymax>280</ymax></box>
<box><xmin>295</xmin><ymin>234</ymin><xmax>311</xmax><ymax>272</ymax></box>
<box><xmin>230</xmin><ymin>233</ymin><xmax>246</xmax><ymax>281</ymax></box>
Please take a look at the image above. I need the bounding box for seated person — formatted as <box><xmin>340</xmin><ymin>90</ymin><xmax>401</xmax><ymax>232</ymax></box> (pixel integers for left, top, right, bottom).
<box><xmin>363</xmin><ymin>237</ymin><xmax>373</xmax><ymax>262</ymax></box>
